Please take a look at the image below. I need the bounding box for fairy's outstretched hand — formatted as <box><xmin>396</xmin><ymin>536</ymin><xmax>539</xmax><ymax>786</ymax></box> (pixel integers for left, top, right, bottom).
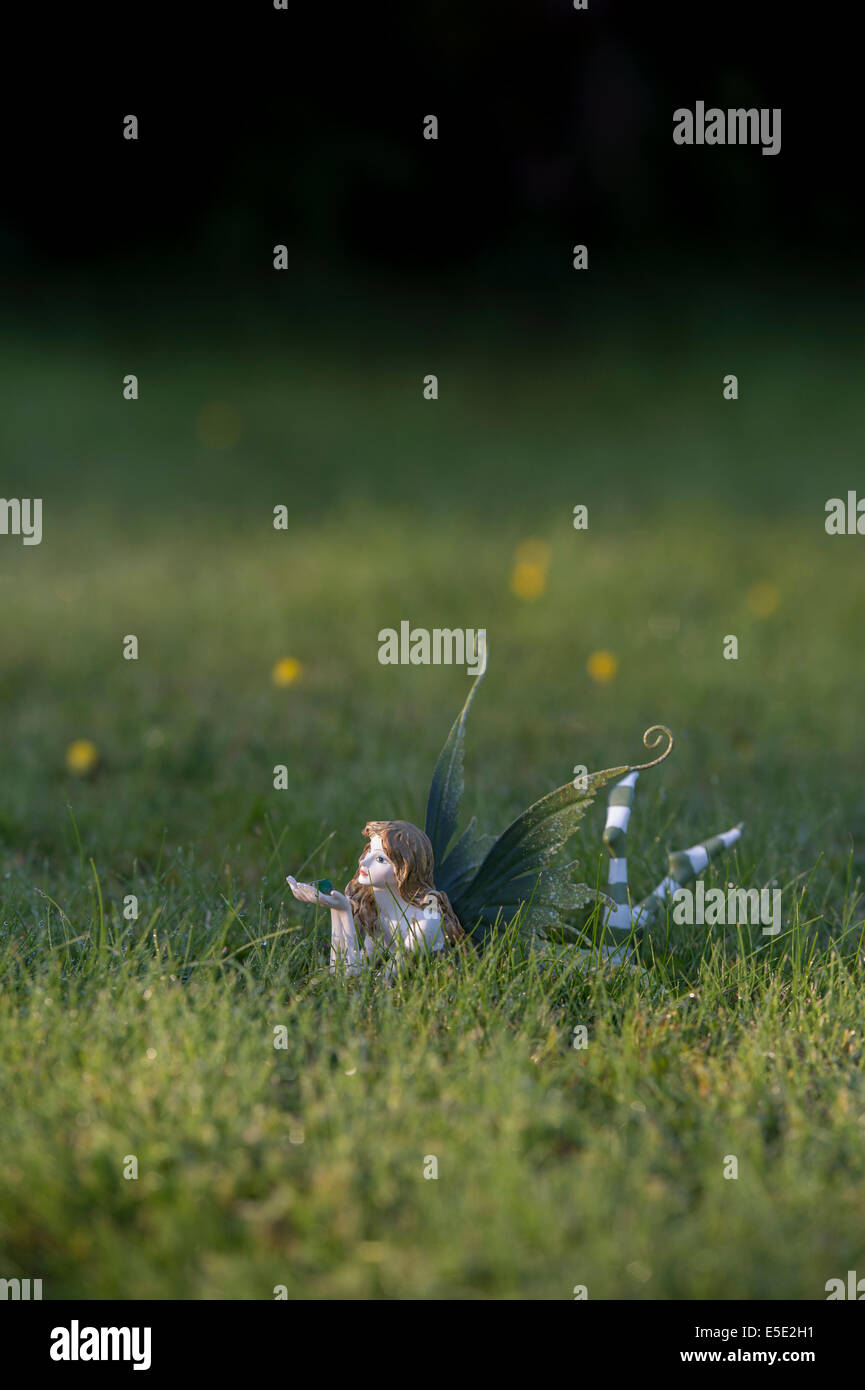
<box><xmin>286</xmin><ymin>876</ymin><xmax>349</xmax><ymax>911</ymax></box>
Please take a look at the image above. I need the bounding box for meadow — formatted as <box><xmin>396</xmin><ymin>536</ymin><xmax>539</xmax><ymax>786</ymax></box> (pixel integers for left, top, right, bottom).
<box><xmin>1</xmin><ymin>284</ymin><xmax>864</xmax><ymax>1298</ymax></box>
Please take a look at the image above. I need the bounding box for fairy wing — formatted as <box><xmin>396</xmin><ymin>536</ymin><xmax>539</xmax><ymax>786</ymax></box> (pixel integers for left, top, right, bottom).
<box><xmin>449</xmin><ymin>766</ymin><xmax>627</xmax><ymax>945</ymax></box>
<box><xmin>424</xmin><ymin>665</ymin><xmax>488</xmax><ymax>888</ymax></box>
<box><xmin>432</xmin><ymin>815</ymin><xmax>496</xmax><ymax>903</ymax></box>
<box><xmin>423</xmin><ymin>661</ymin><xmax>619</xmax><ymax>939</ymax></box>
<box><xmin>424</xmin><ymin>656</ymin><xmax>673</xmax><ymax>945</ymax></box>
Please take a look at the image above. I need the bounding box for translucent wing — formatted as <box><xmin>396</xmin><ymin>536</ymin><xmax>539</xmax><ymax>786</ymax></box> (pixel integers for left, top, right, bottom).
<box><xmin>424</xmin><ymin>659</ymin><xmax>674</xmax><ymax>947</ymax></box>
<box><xmin>424</xmin><ymin>665</ymin><xmax>486</xmax><ymax>868</ymax></box>
<box><xmin>435</xmin><ymin>816</ymin><xmax>496</xmax><ymax>904</ymax></box>
<box><xmin>451</xmin><ymin>765</ymin><xmax>629</xmax><ymax>944</ymax></box>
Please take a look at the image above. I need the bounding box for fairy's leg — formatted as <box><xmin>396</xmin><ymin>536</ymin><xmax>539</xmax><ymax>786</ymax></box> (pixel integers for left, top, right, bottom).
<box><xmin>633</xmin><ymin>824</ymin><xmax>744</xmax><ymax>926</ymax></box>
<box><xmin>601</xmin><ymin>771</ymin><xmax>640</xmax><ymax>930</ymax></box>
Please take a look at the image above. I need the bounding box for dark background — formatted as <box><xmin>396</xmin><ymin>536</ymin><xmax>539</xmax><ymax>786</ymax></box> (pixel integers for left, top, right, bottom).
<box><xmin>2</xmin><ymin>1</ymin><xmax>857</xmax><ymax>307</ymax></box>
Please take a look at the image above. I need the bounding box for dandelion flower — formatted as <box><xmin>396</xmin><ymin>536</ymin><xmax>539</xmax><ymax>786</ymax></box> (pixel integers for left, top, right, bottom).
<box><xmin>587</xmin><ymin>650</ymin><xmax>618</xmax><ymax>684</ymax></box>
<box><xmin>272</xmin><ymin>657</ymin><xmax>303</xmax><ymax>687</ymax></box>
<box><xmin>65</xmin><ymin>739</ymin><xmax>100</xmax><ymax>776</ymax></box>
<box><xmin>510</xmin><ymin>538</ymin><xmax>551</xmax><ymax>600</ymax></box>
<box><xmin>510</xmin><ymin>561</ymin><xmax>548</xmax><ymax>600</ymax></box>
<box><xmin>746</xmin><ymin>582</ymin><xmax>780</xmax><ymax>618</ymax></box>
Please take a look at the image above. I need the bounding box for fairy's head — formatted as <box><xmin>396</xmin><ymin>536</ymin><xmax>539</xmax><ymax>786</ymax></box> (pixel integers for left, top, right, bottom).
<box><xmin>355</xmin><ymin>820</ymin><xmax>435</xmax><ymax>897</ymax></box>
<box><xmin>346</xmin><ymin>819</ymin><xmax>464</xmax><ymax>945</ymax></box>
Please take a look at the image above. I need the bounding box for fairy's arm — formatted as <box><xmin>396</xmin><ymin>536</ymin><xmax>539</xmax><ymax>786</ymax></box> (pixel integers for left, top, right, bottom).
<box><xmin>286</xmin><ymin>876</ymin><xmax>361</xmax><ymax>973</ymax></box>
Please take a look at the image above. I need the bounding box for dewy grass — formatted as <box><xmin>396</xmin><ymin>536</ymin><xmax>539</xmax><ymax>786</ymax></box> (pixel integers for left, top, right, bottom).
<box><xmin>1</xmin><ymin>892</ymin><xmax>863</xmax><ymax>1298</ymax></box>
<box><xmin>1</xmin><ymin>331</ymin><xmax>864</xmax><ymax>1297</ymax></box>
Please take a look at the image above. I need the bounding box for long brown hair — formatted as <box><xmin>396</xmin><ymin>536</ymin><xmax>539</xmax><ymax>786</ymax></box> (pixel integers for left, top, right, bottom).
<box><xmin>345</xmin><ymin>820</ymin><xmax>465</xmax><ymax>947</ymax></box>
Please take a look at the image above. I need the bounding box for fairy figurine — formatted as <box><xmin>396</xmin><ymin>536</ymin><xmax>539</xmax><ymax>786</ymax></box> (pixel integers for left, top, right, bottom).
<box><xmin>287</xmin><ymin>820</ymin><xmax>466</xmax><ymax>976</ymax></box>
<box><xmin>287</xmin><ymin>663</ymin><xmax>743</xmax><ymax>973</ymax></box>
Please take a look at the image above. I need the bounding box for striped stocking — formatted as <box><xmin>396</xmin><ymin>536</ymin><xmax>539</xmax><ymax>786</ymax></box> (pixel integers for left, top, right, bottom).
<box><xmin>601</xmin><ymin>771</ymin><xmax>744</xmax><ymax>930</ymax></box>
<box><xmin>602</xmin><ymin>771</ymin><xmax>640</xmax><ymax>929</ymax></box>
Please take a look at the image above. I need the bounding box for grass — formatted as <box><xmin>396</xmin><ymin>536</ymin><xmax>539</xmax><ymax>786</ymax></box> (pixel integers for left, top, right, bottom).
<box><xmin>1</xmin><ymin>306</ymin><xmax>864</xmax><ymax>1298</ymax></box>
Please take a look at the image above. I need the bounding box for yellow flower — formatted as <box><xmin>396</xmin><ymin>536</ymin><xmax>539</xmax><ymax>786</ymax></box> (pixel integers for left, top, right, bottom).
<box><xmin>510</xmin><ymin>561</ymin><xmax>548</xmax><ymax>601</ymax></box>
<box><xmin>66</xmin><ymin>739</ymin><xmax>100</xmax><ymax>776</ymax></box>
<box><xmin>510</xmin><ymin>537</ymin><xmax>552</xmax><ymax>600</ymax></box>
<box><xmin>746</xmin><ymin>582</ymin><xmax>780</xmax><ymax>618</ymax></box>
<box><xmin>587</xmin><ymin>650</ymin><xmax>618</xmax><ymax>684</ymax></box>
<box><xmin>272</xmin><ymin>657</ymin><xmax>303</xmax><ymax>687</ymax></box>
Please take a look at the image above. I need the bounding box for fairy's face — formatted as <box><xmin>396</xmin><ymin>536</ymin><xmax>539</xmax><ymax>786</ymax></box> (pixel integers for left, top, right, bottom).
<box><xmin>357</xmin><ymin>834</ymin><xmax>398</xmax><ymax>890</ymax></box>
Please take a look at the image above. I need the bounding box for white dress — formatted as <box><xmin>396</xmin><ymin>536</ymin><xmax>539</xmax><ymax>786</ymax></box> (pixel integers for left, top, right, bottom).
<box><xmin>330</xmin><ymin>889</ymin><xmax>445</xmax><ymax>975</ymax></box>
